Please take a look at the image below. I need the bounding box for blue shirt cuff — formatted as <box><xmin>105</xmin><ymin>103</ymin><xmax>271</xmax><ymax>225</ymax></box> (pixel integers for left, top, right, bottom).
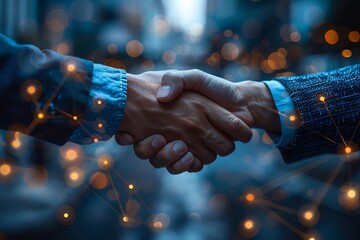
<box><xmin>263</xmin><ymin>80</ymin><xmax>297</xmax><ymax>148</ymax></box>
<box><xmin>69</xmin><ymin>64</ymin><xmax>127</xmax><ymax>144</ymax></box>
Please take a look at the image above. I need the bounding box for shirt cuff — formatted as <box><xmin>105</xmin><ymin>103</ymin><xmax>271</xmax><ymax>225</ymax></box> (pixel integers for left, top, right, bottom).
<box><xmin>69</xmin><ymin>64</ymin><xmax>127</xmax><ymax>144</ymax></box>
<box><xmin>262</xmin><ymin>80</ymin><xmax>297</xmax><ymax>148</ymax></box>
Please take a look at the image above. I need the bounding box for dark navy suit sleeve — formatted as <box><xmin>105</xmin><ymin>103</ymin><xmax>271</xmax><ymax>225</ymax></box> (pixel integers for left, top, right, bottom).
<box><xmin>0</xmin><ymin>33</ymin><xmax>93</xmax><ymax>145</ymax></box>
<box><xmin>275</xmin><ymin>64</ymin><xmax>360</xmax><ymax>162</ymax></box>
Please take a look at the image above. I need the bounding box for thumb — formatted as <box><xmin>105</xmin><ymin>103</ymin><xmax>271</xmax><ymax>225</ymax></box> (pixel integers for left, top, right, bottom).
<box><xmin>156</xmin><ymin>72</ymin><xmax>185</xmax><ymax>102</ymax></box>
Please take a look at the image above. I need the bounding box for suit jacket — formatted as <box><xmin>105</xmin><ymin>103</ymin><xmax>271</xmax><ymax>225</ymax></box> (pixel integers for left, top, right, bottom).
<box><xmin>0</xmin><ymin>33</ymin><xmax>93</xmax><ymax>145</ymax></box>
<box><xmin>276</xmin><ymin>64</ymin><xmax>360</xmax><ymax>162</ymax></box>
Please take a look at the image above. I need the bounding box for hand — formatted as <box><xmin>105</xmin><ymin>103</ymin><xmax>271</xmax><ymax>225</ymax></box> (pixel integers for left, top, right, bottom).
<box><xmin>117</xmin><ymin>70</ymin><xmax>280</xmax><ymax>174</ymax></box>
<box><xmin>116</xmin><ymin>71</ymin><xmax>252</xmax><ymax>174</ymax></box>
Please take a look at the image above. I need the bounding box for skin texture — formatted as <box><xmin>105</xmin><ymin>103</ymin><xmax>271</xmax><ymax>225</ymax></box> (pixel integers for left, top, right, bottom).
<box><xmin>117</xmin><ymin>71</ymin><xmax>252</xmax><ymax>174</ymax></box>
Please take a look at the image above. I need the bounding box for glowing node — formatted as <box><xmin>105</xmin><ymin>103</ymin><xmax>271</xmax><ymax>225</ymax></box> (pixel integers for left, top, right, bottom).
<box><xmin>69</xmin><ymin>172</ymin><xmax>79</xmax><ymax>181</ymax></box>
<box><xmin>349</xmin><ymin>31</ymin><xmax>360</xmax><ymax>43</ymax></box>
<box><xmin>153</xmin><ymin>221</ymin><xmax>163</xmax><ymax>229</ymax></box>
<box><xmin>0</xmin><ymin>164</ymin><xmax>11</xmax><ymax>176</ymax></box>
<box><xmin>122</xmin><ymin>216</ymin><xmax>129</xmax><ymax>223</ymax></box>
<box><xmin>303</xmin><ymin>211</ymin><xmax>313</xmax><ymax>220</ymax></box>
<box><xmin>289</xmin><ymin>115</ymin><xmax>296</xmax><ymax>121</ymax></box>
<box><xmin>103</xmin><ymin>159</ymin><xmax>109</xmax><ymax>166</ymax></box>
<box><xmin>324</xmin><ymin>29</ymin><xmax>339</xmax><ymax>45</ymax></box>
<box><xmin>12</xmin><ymin>140</ymin><xmax>21</xmax><ymax>149</ymax></box>
<box><xmin>67</xmin><ymin>64</ymin><xmax>75</xmax><ymax>72</ymax></box>
<box><xmin>319</xmin><ymin>96</ymin><xmax>325</xmax><ymax>102</ymax></box>
<box><xmin>97</xmin><ymin>100</ymin><xmax>102</xmax><ymax>105</ymax></box>
<box><xmin>97</xmin><ymin>123</ymin><xmax>103</xmax><ymax>128</ymax></box>
<box><xmin>128</xmin><ymin>184</ymin><xmax>134</xmax><ymax>190</ymax></box>
<box><xmin>37</xmin><ymin>112</ymin><xmax>45</xmax><ymax>119</ymax></box>
<box><xmin>347</xmin><ymin>189</ymin><xmax>357</xmax><ymax>199</ymax></box>
<box><xmin>63</xmin><ymin>212</ymin><xmax>69</xmax><ymax>219</ymax></box>
<box><xmin>27</xmin><ymin>86</ymin><xmax>36</xmax><ymax>95</ymax></box>
<box><xmin>342</xmin><ymin>49</ymin><xmax>352</xmax><ymax>58</ymax></box>
<box><xmin>308</xmin><ymin>237</ymin><xmax>316</xmax><ymax>240</ymax></box>
<box><xmin>93</xmin><ymin>138</ymin><xmax>99</xmax><ymax>143</ymax></box>
<box><xmin>72</xmin><ymin>115</ymin><xmax>78</xmax><ymax>121</ymax></box>
<box><xmin>244</xmin><ymin>220</ymin><xmax>254</xmax><ymax>230</ymax></box>
<box><xmin>345</xmin><ymin>147</ymin><xmax>352</xmax><ymax>154</ymax></box>
<box><xmin>245</xmin><ymin>193</ymin><xmax>255</xmax><ymax>202</ymax></box>
<box><xmin>65</xmin><ymin>149</ymin><xmax>77</xmax><ymax>161</ymax></box>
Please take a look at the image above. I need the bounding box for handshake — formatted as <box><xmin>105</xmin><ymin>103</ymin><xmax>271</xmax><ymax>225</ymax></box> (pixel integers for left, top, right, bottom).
<box><xmin>115</xmin><ymin>70</ymin><xmax>281</xmax><ymax>174</ymax></box>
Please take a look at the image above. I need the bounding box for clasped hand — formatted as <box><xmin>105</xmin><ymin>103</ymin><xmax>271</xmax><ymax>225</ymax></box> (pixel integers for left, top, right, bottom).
<box><xmin>116</xmin><ymin>70</ymin><xmax>280</xmax><ymax>174</ymax></box>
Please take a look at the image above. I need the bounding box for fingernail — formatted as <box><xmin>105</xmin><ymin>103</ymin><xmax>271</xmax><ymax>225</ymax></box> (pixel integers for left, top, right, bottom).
<box><xmin>156</xmin><ymin>85</ymin><xmax>171</xmax><ymax>98</ymax></box>
<box><xmin>181</xmin><ymin>152</ymin><xmax>193</xmax><ymax>164</ymax></box>
<box><xmin>152</xmin><ymin>136</ymin><xmax>164</xmax><ymax>149</ymax></box>
<box><xmin>173</xmin><ymin>141</ymin><xmax>187</xmax><ymax>154</ymax></box>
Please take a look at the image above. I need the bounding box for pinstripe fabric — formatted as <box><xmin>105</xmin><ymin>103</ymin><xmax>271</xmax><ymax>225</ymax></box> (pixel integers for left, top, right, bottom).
<box><xmin>275</xmin><ymin>64</ymin><xmax>360</xmax><ymax>162</ymax></box>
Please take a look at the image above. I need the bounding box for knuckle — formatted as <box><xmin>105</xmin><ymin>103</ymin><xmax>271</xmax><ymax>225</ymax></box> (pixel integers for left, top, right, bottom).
<box><xmin>203</xmin><ymin>152</ymin><xmax>217</xmax><ymax>165</ymax></box>
<box><xmin>184</xmin><ymin>118</ymin><xmax>203</xmax><ymax>133</ymax></box>
<box><xmin>149</xmin><ymin>158</ymin><xmax>163</xmax><ymax>169</ymax></box>
<box><xmin>134</xmin><ymin>145</ymin><xmax>149</xmax><ymax>160</ymax></box>
<box><xmin>219</xmin><ymin>142</ymin><xmax>235</xmax><ymax>156</ymax></box>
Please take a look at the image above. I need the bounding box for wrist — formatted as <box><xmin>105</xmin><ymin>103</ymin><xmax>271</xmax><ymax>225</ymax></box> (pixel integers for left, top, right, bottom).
<box><xmin>238</xmin><ymin>81</ymin><xmax>281</xmax><ymax>133</ymax></box>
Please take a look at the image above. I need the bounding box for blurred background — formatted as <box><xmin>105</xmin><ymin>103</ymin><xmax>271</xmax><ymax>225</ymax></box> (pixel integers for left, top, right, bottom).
<box><xmin>0</xmin><ymin>0</ymin><xmax>359</xmax><ymax>239</ymax></box>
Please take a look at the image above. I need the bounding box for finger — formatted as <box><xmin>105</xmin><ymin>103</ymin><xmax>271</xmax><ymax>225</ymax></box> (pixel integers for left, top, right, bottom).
<box><xmin>189</xmin><ymin>144</ymin><xmax>217</xmax><ymax>165</ymax></box>
<box><xmin>201</xmin><ymin>126</ymin><xmax>235</xmax><ymax>157</ymax></box>
<box><xmin>115</xmin><ymin>132</ymin><xmax>135</xmax><ymax>145</ymax></box>
<box><xmin>149</xmin><ymin>140</ymin><xmax>188</xmax><ymax>168</ymax></box>
<box><xmin>206</xmin><ymin>107</ymin><xmax>253</xmax><ymax>143</ymax></box>
<box><xmin>166</xmin><ymin>152</ymin><xmax>194</xmax><ymax>175</ymax></box>
<box><xmin>187</xmin><ymin>157</ymin><xmax>204</xmax><ymax>173</ymax></box>
<box><xmin>133</xmin><ymin>135</ymin><xmax>167</xmax><ymax>160</ymax></box>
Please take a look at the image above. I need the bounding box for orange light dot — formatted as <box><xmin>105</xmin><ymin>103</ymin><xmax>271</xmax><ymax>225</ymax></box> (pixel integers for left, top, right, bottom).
<box><xmin>93</xmin><ymin>138</ymin><xmax>99</xmax><ymax>143</ymax></box>
<box><xmin>103</xmin><ymin>160</ymin><xmax>109</xmax><ymax>165</ymax></box>
<box><xmin>11</xmin><ymin>140</ymin><xmax>21</xmax><ymax>149</ymax></box>
<box><xmin>304</xmin><ymin>211</ymin><xmax>313</xmax><ymax>220</ymax></box>
<box><xmin>245</xmin><ymin>193</ymin><xmax>255</xmax><ymax>202</ymax></box>
<box><xmin>63</xmin><ymin>212</ymin><xmax>69</xmax><ymax>219</ymax></box>
<box><xmin>319</xmin><ymin>96</ymin><xmax>325</xmax><ymax>102</ymax></box>
<box><xmin>97</xmin><ymin>100</ymin><xmax>102</xmax><ymax>105</ymax></box>
<box><xmin>345</xmin><ymin>147</ymin><xmax>352</xmax><ymax>154</ymax></box>
<box><xmin>289</xmin><ymin>115</ymin><xmax>296</xmax><ymax>121</ymax></box>
<box><xmin>153</xmin><ymin>221</ymin><xmax>163</xmax><ymax>229</ymax></box>
<box><xmin>98</xmin><ymin>123</ymin><xmax>103</xmax><ymax>128</ymax></box>
<box><xmin>37</xmin><ymin>112</ymin><xmax>45</xmax><ymax>119</ymax></box>
<box><xmin>0</xmin><ymin>164</ymin><xmax>11</xmax><ymax>176</ymax></box>
<box><xmin>27</xmin><ymin>86</ymin><xmax>36</xmax><ymax>95</ymax></box>
<box><xmin>324</xmin><ymin>29</ymin><xmax>339</xmax><ymax>45</ymax></box>
<box><xmin>69</xmin><ymin>172</ymin><xmax>79</xmax><ymax>181</ymax></box>
<box><xmin>349</xmin><ymin>31</ymin><xmax>360</xmax><ymax>42</ymax></box>
<box><xmin>65</xmin><ymin>149</ymin><xmax>77</xmax><ymax>161</ymax></box>
<box><xmin>122</xmin><ymin>216</ymin><xmax>129</xmax><ymax>222</ymax></box>
<box><xmin>72</xmin><ymin>116</ymin><xmax>78</xmax><ymax>121</ymax></box>
<box><xmin>342</xmin><ymin>49</ymin><xmax>352</xmax><ymax>58</ymax></box>
<box><xmin>308</xmin><ymin>238</ymin><xmax>316</xmax><ymax>240</ymax></box>
<box><xmin>347</xmin><ymin>189</ymin><xmax>356</xmax><ymax>199</ymax></box>
<box><xmin>128</xmin><ymin>184</ymin><xmax>134</xmax><ymax>190</ymax></box>
<box><xmin>243</xmin><ymin>220</ymin><xmax>254</xmax><ymax>230</ymax></box>
<box><xmin>67</xmin><ymin>64</ymin><xmax>75</xmax><ymax>72</ymax></box>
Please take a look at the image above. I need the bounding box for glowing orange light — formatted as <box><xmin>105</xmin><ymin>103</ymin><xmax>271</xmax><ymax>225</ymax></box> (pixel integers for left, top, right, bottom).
<box><xmin>11</xmin><ymin>140</ymin><xmax>21</xmax><ymax>149</ymax></box>
<box><xmin>245</xmin><ymin>193</ymin><xmax>255</xmax><ymax>202</ymax></box>
<box><xmin>97</xmin><ymin>100</ymin><xmax>102</xmax><ymax>105</ymax></box>
<box><xmin>153</xmin><ymin>221</ymin><xmax>163</xmax><ymax>229</ymax></box>
<box><xmin>243</xmin><ymin>220</ymin><xmax>254</xmax><ymax>230</ymax></box>
<box><xmin>319</xmin><ymin>96</ymin><xmax>325</xmax><ymax>102</ymax></box>
<box><xmin>27</xmin><ymin>86</ymin><xmax>36</xmax><ymax>95</ymax></box>
<box><xmin>349</xmin><ymin>31</ymin><xmax>360</xmax><ymax>42</ymax></box>
<box><xmin>69</xmin><ymin>171</ymin><xmax>79</xmax><ymax>181</ymax></box>
<box><xmin>0</xmin><ymin>164</ymin><xmax>11</xmax><ymax>176</ymax></box>
<box><xmin>324</xmin><ymin>29</ymin><xmax>339</xmax><ymax>45</ymax></box>
<box><xmin>93</xmin><ymin>138</ymin><xmax>99</xmax><ymax>143</ymax></box>
<box><xmin>122</xmin><ymin>216</ymin><xmax>129</xmax><ymax>223</ymax></box>
<box><xmin>308</xmin><ymin>237</ymin><xmax>316</xmax><ymax>240</ymax></box>
<box><xmin>347</xmin><ymin>189</ymin><xmax>356</xmax><ymax>199</ymax></box>
<box><xmin>98</xmin><ymin>123</ymin><xmax>103</xmax><ymax>128</ymax></box>
<box><xmin>63</xmin><ymin>212</ymin><xmax>69</xmax><ymax>219</ymax></box>
<box><xmin>128</xmin><ymin>184</ymin><xmax>134</xmax><ymax>190</ymax></box>
<box><xmin>289</xmin><ymin>115</ymin><xmax>296</xmax><ymax>121</ymax></box>
<box><xmin>67</xmin><ymin>64</ymin><xmax>75</xmax><ymax>72</ymax></box>
<box><xmin>65</xmin><ymin>149</ymin><xmax>77</xmax><ymax>161</ymax></box>
<box><xmin>342</xmin><ymin>49</ymin><xmax>352</xmax><ymax>58</ymax></box>
<box><xmin>37</xmin><ymin>112</ymin><xmax>45</xmax><ymax>119</ymax></box>
<box><xmin>72</xmin><ymin>116</ymin><xmax>78</xmax><ymax>121</ymax></box>
<box><xmin>345</xmin><ymin>147</ymin><xmax>352</xmax><ymax>154</ymax></box>
<box><xmin>303</xmin><ymin>211</ymin><xmax>313</xmax><ymax>220</ymax></box>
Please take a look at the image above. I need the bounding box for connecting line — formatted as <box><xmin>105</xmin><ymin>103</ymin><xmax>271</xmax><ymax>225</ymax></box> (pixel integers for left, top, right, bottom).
<box><xmin>106</xmin><ymin>168</ymin><xmax>126</xmax><ymax>216</ymax></box>
<box><xmin>258</xmin><ymin>157</ymin><xmax>329</xmax><ymax>194</ymax></box>
<box><xmin>111</xmin><ymin>168</ymin><xmax>130</xmax><ymax>185</ymax></box>
<box><xmin>43</xmin><ymin>77</ymin><xmax>68</xmax><ymax>113</ymax></box>
<box><xmin>302</xmin><ymin>125</ymin><xmax>337</xmax><ymax>144</ymax></box>
<box><xmin>261</xmin><ymin>207</ymin><xmax>308</xmax><ymax>240</ymax></box>
<box><xmin>77</xmin><ymin>171</ymin><xmax>100</xmax><ymax>199</ymax></box>
<box><xmin>323</xmin><ymin>101</ymin><xmax>347</xmax><ymax>147</ymax></box>
<box><xmin>312</xmin><ymin>160</ymin><xmax>344</xmax><ymax>210</ymax></box>
<box><xmin>349</xmin><ymin>120</ymin><xmax>360</xmax><ymax>146</ymax></box>
<box><xmin>256</xmin><ymin>199</ymin><xmax>297</xmax><ymax>215</ymax></box>
<box><xmin>31</xmin><ymin>95</ymin><xmax>41</xmax><ymax>112</ymax></box>
<box><xmin>89</xmin><ymin>188</ymin><xmax>120</xmax><ymax>215</ymax></box>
